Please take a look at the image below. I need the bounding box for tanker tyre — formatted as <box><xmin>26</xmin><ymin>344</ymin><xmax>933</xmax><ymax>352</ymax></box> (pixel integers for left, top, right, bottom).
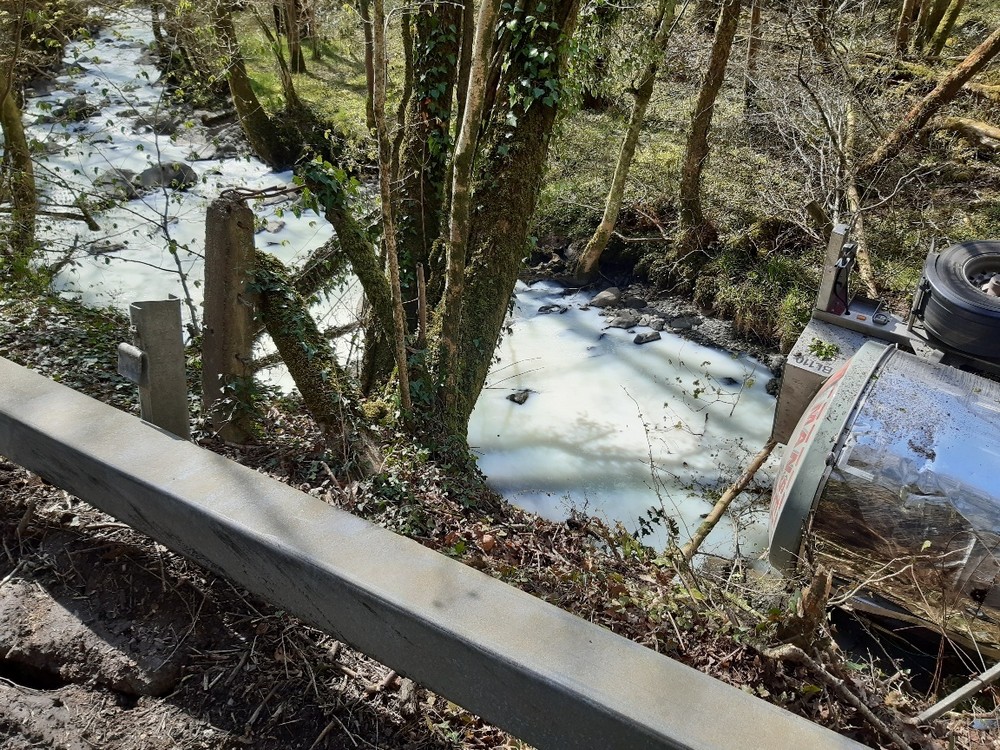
<box><xmin>921</xmin><ymin>241</ymin><xmax>1000</xmax><ymax>359</ymax></box>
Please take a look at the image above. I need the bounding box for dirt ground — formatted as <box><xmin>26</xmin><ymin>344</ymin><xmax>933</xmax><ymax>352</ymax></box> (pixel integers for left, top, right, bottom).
<box><xmin>0</xmin><ymin>460</ymin><xmax>512</xmax><ymax>750</ymax></box>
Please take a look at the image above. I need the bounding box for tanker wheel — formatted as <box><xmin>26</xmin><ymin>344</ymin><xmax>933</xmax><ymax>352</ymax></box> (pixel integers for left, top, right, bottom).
<box><xmin>921</xmin><ymin>241</ymin><xmax>1000</xmax><ymax>359</ymax></box>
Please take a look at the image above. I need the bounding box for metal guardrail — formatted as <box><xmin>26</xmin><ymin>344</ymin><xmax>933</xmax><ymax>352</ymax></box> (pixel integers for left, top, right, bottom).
<box><xmin>0</xmin><ymin>356</ymin><xmax>865</xmax><ymax>749</ymax></box>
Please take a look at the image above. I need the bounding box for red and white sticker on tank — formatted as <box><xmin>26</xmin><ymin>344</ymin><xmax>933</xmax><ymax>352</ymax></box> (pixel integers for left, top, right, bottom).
<box><xmin>769</xmin><ymin>361</ymin><xmax>850</xmax><ymax>538</ymax></box>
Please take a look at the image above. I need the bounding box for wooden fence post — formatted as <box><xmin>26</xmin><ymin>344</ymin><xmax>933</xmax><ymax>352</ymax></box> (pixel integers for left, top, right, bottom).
<box><xmin>202</xmin><ymin>194</ymin><xmax>258</xmax><ymax>443</ymax></box>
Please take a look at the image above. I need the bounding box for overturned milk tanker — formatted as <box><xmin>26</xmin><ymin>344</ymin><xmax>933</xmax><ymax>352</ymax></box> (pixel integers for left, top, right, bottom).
<box><xmin>768</xmin><ymin>227</ymin><xmax>1000</xmax><ymax>655</ymax></box>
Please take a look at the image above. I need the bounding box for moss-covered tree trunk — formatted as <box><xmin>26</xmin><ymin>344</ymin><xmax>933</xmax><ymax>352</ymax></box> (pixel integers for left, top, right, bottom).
<box><xmin>858</xmin><ymin>24</ymin><xmax>1000</xmax><ymax>178</ymax></box>
<box><xmin>0</xmin><ymin>66</ymin><xmax>37</xmax><ymax>281</ymax></box>
<box><xmin>213</xmin><ymin>1</ymin><xmax>293</xmax><ymax>168</ymax></box>
<box><xmin>255</xmin><ymin>253</ymin><xmax>381</xmax><ymax>477</ymax></box>
<box><xmin>676</xmin><ymin>0</ymin><xmax>741</xmax><ymax>257</ymax></box>
<box><xmin>573</xmin><ymin>0</ymin><xmax>677</xmax><ymax>281</ymax></box>
<box><xmin>442</xmin><ymin>0</ymin><xmax>582</xmax><ymax>431</ymax></box>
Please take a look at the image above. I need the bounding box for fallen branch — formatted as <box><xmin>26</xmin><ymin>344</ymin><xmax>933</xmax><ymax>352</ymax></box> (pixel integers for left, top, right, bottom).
<box><xmin>924</xmin><ymin>115</ymin><xmax>1000</xmax><ymax>148</ymax></box>
<box><xmin>679</xmin><ymin>439</ymin><xmax>775</xmax><ymax>561</ymax></box>
<box><xmin>912</xmin><ymin>660</ymin><xmax>1000</xmax><ymax>724</ymax></box>
<box><xmin>765</xmin><ymin>643</ymin><xmax>912</xmax><ymax>750</ymax></box>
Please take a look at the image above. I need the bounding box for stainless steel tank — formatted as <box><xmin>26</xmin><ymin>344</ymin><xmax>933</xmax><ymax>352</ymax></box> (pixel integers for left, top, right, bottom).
<box><xmin>769</xmin><ymin>341</ymin><xmax>1000</xmax><ymax>653</ymax></box>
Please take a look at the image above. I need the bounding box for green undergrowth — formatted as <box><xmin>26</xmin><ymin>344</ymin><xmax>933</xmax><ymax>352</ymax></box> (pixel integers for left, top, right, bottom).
<box><xmin>239</xmin><ymin>20</ymin><xmax>375</xmax><ymax>163</ymax></box>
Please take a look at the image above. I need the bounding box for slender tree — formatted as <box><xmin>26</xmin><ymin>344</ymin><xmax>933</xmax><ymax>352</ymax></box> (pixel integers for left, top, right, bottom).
<box><xmin>572</xmin><ymin>0</ymin><xmax>678</xmax><ymax>281</ymax></box>
<box><xmin>677</xmin><ymin>0</ymin><xmax>742</xmax><ymax>256</ymax></box>
<box><xmin>0</xmin><ymin>3</ymin><xmax>36</xmax><ymax>281</ymax></box>
<box><xmin>213</xmin><ymin>0</ymin><xmax>294</xmax><ymax>168</ymax></box>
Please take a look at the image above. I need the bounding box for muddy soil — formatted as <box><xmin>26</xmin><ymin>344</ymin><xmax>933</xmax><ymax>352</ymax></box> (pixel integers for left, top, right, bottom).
<box><xmin>0</xmin><ymin>462</ymin><xmax>496</xmax><ymax>750</ymax></box>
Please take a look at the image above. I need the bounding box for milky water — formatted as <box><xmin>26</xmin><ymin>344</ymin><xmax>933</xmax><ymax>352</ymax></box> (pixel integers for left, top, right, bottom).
<box><xmin>12</xmin><ymin>13</ymin><xmax>777</xmax><ymax>559</ymax></box>
<box><xmin>23</xmin><ymin>13</ymin><xmax>362</xmax><ymax>370</ymax></box>
<box><xmin>467</xmin><ymin>284</ymin><xmax>776</xmax><ymax>556</ymax></box>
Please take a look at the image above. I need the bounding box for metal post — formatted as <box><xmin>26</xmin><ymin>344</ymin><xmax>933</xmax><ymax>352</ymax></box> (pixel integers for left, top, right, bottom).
<box><xmin>815</xmin><ymin>223</ymin><xmax>849</xmax><ymax>312</ymax></box>
<box><xmin>130</xmin><ymin>298</ymin><xmax>190</xmax><ymax>439</ymax></box>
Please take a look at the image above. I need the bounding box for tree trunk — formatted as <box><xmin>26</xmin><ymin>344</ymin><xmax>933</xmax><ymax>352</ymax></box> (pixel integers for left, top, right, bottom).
<box><xmin>395</xmin><ymin>3</ymin><xmax>461</xmax><ymax>324</ymax></box>
<box><xmin>843</xmin><ymin>103</ymin><xmax>878</xmax><ymax>299</ymax></box>
<box><xmin>372</xmin><ymin>0</ymin><xmax>412</xmax><ymax>412</ymax></box>
<box><xmin>213</xmin><ymin>1</ymin><xmax>293</xmax><ymax>168</ymax></box>
<box><xmin>858</xmin><ymin>24</ymin><xmax>1000</xmax><ymax>177</ymax></box>
<box><xmin>926</xmin><ymin>115</ymin><xmax>1000</xmax><ymax>147</ymax></box>
<box><xmin>677</xmin><ymin>0</ymin><xmax>742</xmax><ymax>253</ymax></box>
<box><xmin>895</xmin><ymin>0</ymin><xmax>919</xmax><ymax>52</ymax></box>
<box><xmin>252</xmin><ymin>5</ymin><xmax>305</xmax><ymax>112</ymax></box>
<box><xmin>255</xmin><ymin>253</ymin><xmax>382</xmax><ymax>477</ymax></box>
<box><xmin>573</xmin><ymin>0</ymin><xmax>678</xmax><ymax>281</ymax></box>
<box><xmin>444</xmin><ymin>0</ymin><xmax>582</xmax><ymax>431</ymax></box>
<box><xmin>743</xmin><ymin>0</ymin><xmax>761</xmax><ymax>115</ymax></box>
<box><xmin>929</xmin><ymin>0</ymin><xmax>964</xmax><ymax>57</ymax></box>
<box><xmin>436</xmin><ymin>0</ymin><xmax>504</xmax><ymax>420</ymax></box>
<box><xmin>358</xmin><ymin>0</ymin><xmax>376</xmax><ymax>130</ymax></box>
<box><xmin>285</xmin><ymin>0</ymin><xmax>307</xmax><ymax>73</ymax></box>
<box><xmin>913</xmin><ymin>0</ymin><xmax>949</xmax><ymax>52</ymax></box>
<box><xmin>0</xmin><ymin>66</ymin><xmax>37</xmax><ymax>281</ymax></box>
<box><xmin>151</xmin><ymin>0</ymin><xmax>163</xmax><ymax>44</ymax></box>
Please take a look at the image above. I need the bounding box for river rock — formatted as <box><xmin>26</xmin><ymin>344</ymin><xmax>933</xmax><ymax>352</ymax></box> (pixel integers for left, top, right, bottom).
<box><xmin>621</xmin><ymin>295</ymin><xmax>648</xmax><ymax>310</ymax></box>
<box><xmin>607</xmin><ymin>311</ymin><xmax>640</xmax><ymax>329</ymax></box>
<box><xmin>589</xmin><ymin>287</ymin><xmax>621</xmax><ymax>308</ymax></box>
<box><xmin>135</xmin><ymin>112</ymin><xmax>180</xmax><ymax>136</ymax></box>
<box><xmin>94</xmin><ymin>168</ymin><xmax>140</xmax><ymax>200</ymax></box>
<box><xmin>538</xmin><ymin>304</ymin><xmax>568</xmax><ymax>315</ymax></box>
<box><xmin>634</xmin><ymin>331</ymin><xmax>661</xmax><ymax>345</ymax></box>
<box><xmin>648</xmin><ymin>317</ymin><xmax>666</xmax><ymax>331</ymax></box>
<box><xmin>507</xmin><ymin>389</ymin><xmax>531</xmax><ymax>405</ymax></box>
<box><xmin>55</xmin><ymin>95</ymin><xmax>98</xmax><ymax>122</ymax></box>
<box><xmin>668</xmin><ymin>315</ymin><xmax>701</xmax><ymax>331</ymax></box>
<box><xmin>768</xmin><ymin>354</ymin><xmax>786</xmax><ymax>376</ymax></box>
<box><xmin>136</xmin><ymin>162</ymin><xmax>198</xmax><ymax>191</ymax></box>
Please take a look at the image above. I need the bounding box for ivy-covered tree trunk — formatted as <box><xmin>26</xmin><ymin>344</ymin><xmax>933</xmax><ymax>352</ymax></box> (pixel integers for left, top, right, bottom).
<box><xmin>0</xmin><ymin>66</ymin><xmax>37</xmax><ymax>280</ymax></box>
<box><xmin>395</xmin><ymin>2</ymin><xmax>462</xmax><ymax>323</ymax></box>
<box><xmin>255</xmin><ymin>253</ymin><xmax>382</xmax><ymax>477</ymax></box>
<box><xmin>442</xmin><ymin>0</ymin><xmax>582</xmax><ymax>431</ymax></box>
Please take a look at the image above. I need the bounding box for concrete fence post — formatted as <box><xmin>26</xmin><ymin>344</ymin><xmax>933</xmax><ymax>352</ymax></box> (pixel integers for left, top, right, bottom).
<box><xmin>129</xmin><ymin>298</ymin><xmax>190</xmax><ymax>439</ymax></box>
<box><xmin>202</xmin><ymin>194</ymin><xmax>258</xmax><ymax>443</ymax></box>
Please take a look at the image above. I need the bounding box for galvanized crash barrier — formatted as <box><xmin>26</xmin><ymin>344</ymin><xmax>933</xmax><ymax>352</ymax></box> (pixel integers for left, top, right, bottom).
<box><xmin>0</xmin><ymin>356</ymin><xmax>863</xmax><ymax>750</ymax></box>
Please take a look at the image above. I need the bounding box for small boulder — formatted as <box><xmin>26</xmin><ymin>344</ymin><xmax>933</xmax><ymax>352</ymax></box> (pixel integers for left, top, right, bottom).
<box><xmin>53</xmin><ymin>94</ymin><xmax>98</xmax><ymax>122</ymax></box>
<box><xmin>621</xmin><ymin>295</ymin><xmax>648</xmax><ymax>310</ymax></box>
<box><xmin>768</xmin><ymin>354</ymin><xmax>786</xmax><ymax>377</ymax></box>
<box><xmin>634</xmin><ymin>331</ymin><xmax>661</xmax><ymax>345</ymax></box>
<box><xmin>589</xmin><ymin>287</ymin><xmax>621</xmax><ymax>308</ymax></box>
<box><xmin>94</xmin><ymin>168</ymin><xmax>140</xmax><ymax>200</ymax></box>
<box><xmin>648</xmin><ymin>317</ymin><xmax>666</xmax><ymax>331</ymax></box>
<box><xmin>606</xmin><ymin>311</ymin><xmax>640</xmax><ymax>329</ymax></box>
<box><xmin>538</xmin><ymin>304</ymin><xmax>569</xmax><ymax>315</ymax></box>
<box><xmin>507</xmin><ymin>389</ymin><xmax>531</xmax><ymax>405</ymax></box>
<box><xmin>668</xmin><ymin>315</ymin><xmax>701</xmax><ymax>331</ymax></box>
<box><xmin>136</xmin><ymin>162</ymin><xmax>198</xmax><ymax>191</ymax></box>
